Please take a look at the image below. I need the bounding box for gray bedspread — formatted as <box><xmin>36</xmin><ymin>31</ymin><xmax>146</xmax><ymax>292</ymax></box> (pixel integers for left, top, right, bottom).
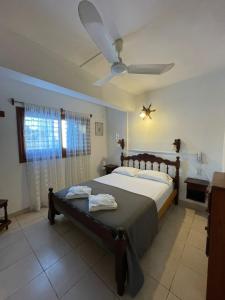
<box><xmin>53</xmin><ymin>180</ymin><xmax>158</xmax><ymax>297</ymax></box>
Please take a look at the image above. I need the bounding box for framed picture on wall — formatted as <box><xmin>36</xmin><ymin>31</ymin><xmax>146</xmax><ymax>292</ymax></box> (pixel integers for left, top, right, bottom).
<box><xmin>95</xmin><ymin>122</ymin><xmax>103</xmax><ymax>136</ymax></box>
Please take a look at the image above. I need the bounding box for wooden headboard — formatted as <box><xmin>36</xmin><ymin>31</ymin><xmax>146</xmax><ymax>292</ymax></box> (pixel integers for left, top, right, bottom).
<box><xmin>121</xmin><ymin>152</ymin><xmax>180</xmax><ymax>203</ymax></box>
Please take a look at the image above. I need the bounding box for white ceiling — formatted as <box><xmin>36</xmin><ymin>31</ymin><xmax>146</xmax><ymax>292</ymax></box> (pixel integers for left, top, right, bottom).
<box><xmin>0</xmin><ymin>0</ymin><xmax>225</xmax><ymax>95</ymax></box>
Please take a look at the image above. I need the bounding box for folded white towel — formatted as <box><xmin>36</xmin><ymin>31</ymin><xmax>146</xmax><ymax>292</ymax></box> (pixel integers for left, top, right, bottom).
<box><xmin>65</xmin><ymin>192</ymin><xmax>89</xmax><ymax>200</ymax></box>
<box><xmin>65</xmin><ymin>186</ymin><xmax>92</xmax><ymax>199</ymax></box>
<box><xmin>89</xmin><ymin>194</ymin><xmax>117</xmax><ymax>212</ymax></box>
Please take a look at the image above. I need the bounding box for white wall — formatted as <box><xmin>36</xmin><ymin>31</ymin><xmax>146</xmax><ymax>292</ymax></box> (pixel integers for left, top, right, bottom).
<box><xmin>106</xmin><ymin>108</ymin><xmax>128</xmax><ymax>166</ymax></box>
<box><xmin>128</xmin><ymin>69</ymin><xmax>225</xmax><ymax>200</ymax></box>
<box><xmin>222</xmin><ymin>129</ymin><xmax>225</xmax><ymax>172</ymax></box>
<box><xmin>0</xmin><ymin>77</ymin><xmax>107</xmax><ymax>214</ymax></box>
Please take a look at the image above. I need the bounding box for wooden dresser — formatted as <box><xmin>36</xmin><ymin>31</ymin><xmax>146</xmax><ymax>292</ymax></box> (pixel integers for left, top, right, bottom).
<box><xmin>206</xmin><ymin>172</ymin><xmax>225</xmax><ymax>300</ymax></box>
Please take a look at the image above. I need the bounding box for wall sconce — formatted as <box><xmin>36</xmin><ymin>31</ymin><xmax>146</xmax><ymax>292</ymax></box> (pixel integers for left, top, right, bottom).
<box><xmin>172</xmin><ymin>139</ymin><xmax>181</xmax><ymax>153</ymax></box>
<box><xmin>139</xmin><ymin>104</ymin><xmax>156</xmax><ymax>119</ymax></box>
<box><xmin>115</xmin><ymin>133</ymin><xmax>125</xmax><ymax>150</ymax></box>
<box><xmin>117</xmin><ymin>138</ymin><xmax>125</xmax><ymax>150</ymax></box>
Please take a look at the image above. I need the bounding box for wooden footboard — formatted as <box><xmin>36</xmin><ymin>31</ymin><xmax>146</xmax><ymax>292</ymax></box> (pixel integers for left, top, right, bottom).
<box><xmin>48</xmin><ymin>188</ymin><xmax>127</xmax><ymax>296</ymax></box>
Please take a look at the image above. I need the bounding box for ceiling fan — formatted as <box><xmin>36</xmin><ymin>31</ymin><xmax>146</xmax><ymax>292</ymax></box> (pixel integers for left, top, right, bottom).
<box><xmin>78</xmin><ymin>0</ymin><xmax>175</xmax><ymax>86</ymax></box>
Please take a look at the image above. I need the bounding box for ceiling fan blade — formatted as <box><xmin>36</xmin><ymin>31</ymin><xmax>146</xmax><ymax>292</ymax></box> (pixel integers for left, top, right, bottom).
<box><xmin>93</xmin><ymin>73</ymin><xmax>116</xmax><ymax>86</ymax></box>
<box><xmin>78</xmin><ymin>0</ymin><xmax>119</xmax><ymax>63</ymax></box>
<box><xmin>127</xmin><ymin>63</ymin><xmax>175</xmax><ymax>75</ymax></box>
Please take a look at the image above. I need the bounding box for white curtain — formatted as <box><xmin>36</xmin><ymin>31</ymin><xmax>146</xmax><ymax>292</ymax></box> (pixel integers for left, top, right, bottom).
<box><xmin>65</xmin><ymin>110</ymin><xmax>91</xmax><ymax>186</ymax></box>
<box><xmin>24</xmin><ymin>104</ymin><xmax>64</xmax><ymax>211</ymax></box>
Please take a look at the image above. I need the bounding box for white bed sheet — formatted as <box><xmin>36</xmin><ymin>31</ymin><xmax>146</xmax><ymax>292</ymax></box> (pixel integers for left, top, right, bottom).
<box><xmin>94</xmin><ymin>173</ymin><xmax>173</xmax><ymax>211</ymax></box>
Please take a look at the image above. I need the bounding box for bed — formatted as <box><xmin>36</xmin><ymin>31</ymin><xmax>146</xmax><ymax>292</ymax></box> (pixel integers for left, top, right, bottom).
<box><xmin>48</xmin><ymin>153</ymin><xmax>180</xmax><ymax>296</ymax></box>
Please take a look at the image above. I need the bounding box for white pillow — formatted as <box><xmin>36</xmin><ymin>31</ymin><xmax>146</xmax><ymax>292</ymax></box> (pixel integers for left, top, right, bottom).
<box><xmin>137</xmin><ymin>169</ymin><xmax>173</xmax><ymax>185</ymax></box>
<box><xmin>112</xmin><ymin>166</ymin><xmax>139</xmax><ymax>177</ymax></box>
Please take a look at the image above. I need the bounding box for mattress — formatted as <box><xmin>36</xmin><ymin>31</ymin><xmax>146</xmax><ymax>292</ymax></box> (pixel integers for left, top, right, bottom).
<box><xmin>94</xmin><ymin>173</ymin><xmax>173</xmax><ymax>211</ymax></box>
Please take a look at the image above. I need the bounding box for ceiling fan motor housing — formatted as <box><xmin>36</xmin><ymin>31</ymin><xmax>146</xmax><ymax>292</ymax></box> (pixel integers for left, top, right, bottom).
<box><xmin>111</xmin><ymin>63</ymin><xmax>127</xmax><ymax>75</ymax></box>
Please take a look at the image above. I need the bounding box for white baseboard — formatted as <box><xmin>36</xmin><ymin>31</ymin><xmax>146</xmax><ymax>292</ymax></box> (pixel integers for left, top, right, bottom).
<box><xmin>179</xmin><ymin>198</ymin><xmax>207</xmax><ymax>212</ymax></box>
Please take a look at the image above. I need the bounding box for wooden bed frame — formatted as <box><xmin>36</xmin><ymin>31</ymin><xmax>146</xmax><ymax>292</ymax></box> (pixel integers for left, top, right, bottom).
<box><xmin>48</xmin><ymin>153</ymin><xmax>180</xmax><ymax>296</ymax></box>
<box><xmin>121</xmin><ymin>153</ymin><xmax>180</xmax><ymax>218</ymax></box>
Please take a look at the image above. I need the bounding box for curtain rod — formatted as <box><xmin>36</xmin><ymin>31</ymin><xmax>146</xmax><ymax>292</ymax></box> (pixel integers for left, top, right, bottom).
<box><xmin>9</xmin><ymin>98</ymin><xmax>93</xmax><ymax>118</ymax></box>
<box><xmin>10</xmin><ymin>98</ymin><xmax>23</xmax><ymax>106</ymax></box>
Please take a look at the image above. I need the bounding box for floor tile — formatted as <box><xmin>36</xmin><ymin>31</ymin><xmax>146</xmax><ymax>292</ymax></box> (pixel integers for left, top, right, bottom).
<box><xmin>63</xmin><ymin>227</ymin><xmax>88</xmax><ymax>249</ymax></box>
<box><xmin>92</xmin><ymin>254</ymin><xmax>116</xmax><ymax>291</ymax></box>
<box><xmin>46</xmin><ymin>250</ymin><xmax>89</xmax><ymax>298</ymax></box>
<box><xmin>171</xmin><ymin>264</ymin><xmax>207</xmax><ymax>300</ymax></box>
<box><xmin>0</xmin><ymin>207</ymin><xmax>207</xmax><ymax>300</ymax></box>
<box><xmin>16</xmin><ymin>211</ymin><xmax>44</xmax><ymax>227</ymax></box>
<box><xmin>181</xmin><ymin>244</ymin><xmax>208</xmax><ymax>276</ymax></box>
<box><xmin>122</xmin><ymin>275</ymin><xmax>169</xmax><ymax>300</ymax></box>
<box><xmin>187</xmin><ymin>228</ymin><xmax>207</xmax><ymax>251</ymax></box>
<box><xmin>0</xmin><ymin>229</ymin><xmax>24</xmax><ymax>250</ymax></box>
<box><xmin>52</xmin><ymin>215</ymin><xmax>74</xmax><ymax>235</ymax></box>
<box><xmin>0</xmin><ymin>254</ymin><xmax>42</xmax><ymax>299</ymax></box>
<box><xmin>40</xmin><ymin>207</ymin><xmax>48</xmax><ymax>218</ymax></box>
<box><xmin>152</xmin><ymin>231</ymin><xmax>178</xmax><ymax>249</ymax></box>
<box><xmin>19</xmin><ymin>216</ymin><xmax>46</xmax><ymax>230</ymax></box>
<box><xmin>141</xmin><ymin>236</ymin><xmax>184</xmax><ymax>289</ymax></box>
<box><xmin>141</xmin><ymin>255</ymin><xmax>179</xmax><ymax>289</ymax></box>
<box><xmin>7</xmin><ymin>272</ymin><xmax>57</xmax><ymax>300</ymax></box>
<box><xmin>165</xmin><ymin>209</ymin><xmax>194</xmax><ymax>227</ymax></box>
<box><xmin>160</xmin><ymin>223</ymin><xmax>190</xmax><ymax>244</ymax></box>
<box><xmin>0</xmin><ymin>238</ymin><xmax>32</xmax><ymax>271</ymax></box>
<box><xmin>62</xmin><ymin>269</ymin><xmax>115</xmax><ymax>300</ymax></box>
<box><xmin>77</xmin><ymin>237</ymin><xmax>106</xmax><ymax>267</ymax></box>
<box><xmin>166</xmin><ymin>206</ymin><xmax>195</xmax><ymax>220</ymax></box>
<box><xmin>192</xmin><ymin>215</ymin><xmax>207</xmax><ymax>235</ymax></box>
<box><xmin>34</xmin><ymin>236</ymin><xmax>72</xmax><ymax>270</ymax></box>
<box><xmin>23</xmin><ymin>219</ymin><xmax>71</xmax><ymax>270</ymax></box>
<box><xmin>166</xmin><ymin>292</ymin><xmax>180</xmax><ymax>300</ymax></box>
<box><xmin>23</xmin><ymin>219</ymin><xmax>62</xmax><ymax>250</ymax></box>
<box><xmin>1</xmin><ymin>218</ymin><xmax>20</xmax><ymax>233</ymax></box>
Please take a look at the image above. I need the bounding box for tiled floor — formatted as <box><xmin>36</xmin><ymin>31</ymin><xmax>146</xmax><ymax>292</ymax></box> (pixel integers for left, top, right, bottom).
<box><xmin>0</xmin><ymin>206</ymin><xmax>208</xmax><ymax>300</ymax></box>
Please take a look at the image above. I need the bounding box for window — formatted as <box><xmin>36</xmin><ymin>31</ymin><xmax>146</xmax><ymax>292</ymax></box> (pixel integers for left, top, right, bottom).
<box><xmin>16</xmin><ymin>107</ymin><xmax>91</xmax><ymax>163</ymax></box>
<box><xmin>24</xmin><ymin>117</ymin><xmax>60</xmax><ymax>151</ymax></box>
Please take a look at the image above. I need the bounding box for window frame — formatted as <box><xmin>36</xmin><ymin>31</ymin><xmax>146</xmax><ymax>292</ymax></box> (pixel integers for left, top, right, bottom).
<box><xmin>61</xmin><ymin>109</ymin><xmax>67</xmax><ymax>159</ymax></box>
<box><xmin>16</xmin><ymin>107</ymin><xmax>90</xmax><ymax>163</ymax></box>
<box><xmin>16</xmin><ymin>107</ymin><xmax>26</xmax><ymax>163</ymax></box>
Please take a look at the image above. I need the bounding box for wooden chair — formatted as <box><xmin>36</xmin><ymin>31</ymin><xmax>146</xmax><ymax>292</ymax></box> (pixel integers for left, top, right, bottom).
<box><xmin>0</xmin><ymin>200</ymin><xmax>11</xmax><ymax>230</ymax></box>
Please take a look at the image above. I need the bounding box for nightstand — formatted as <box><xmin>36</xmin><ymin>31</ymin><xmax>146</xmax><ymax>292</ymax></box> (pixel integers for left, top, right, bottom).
<box><xmin>104</xmin><ymin>164</ymin><xmax>118</xmax><ymax>175</ymax></box>
<box><xmin>184</xmin><ymin>177</ymin><xmax>209</xmax><ymax>203</ymax></box>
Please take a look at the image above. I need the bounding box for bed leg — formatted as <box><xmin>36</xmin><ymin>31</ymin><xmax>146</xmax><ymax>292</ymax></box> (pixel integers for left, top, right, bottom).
<box><xmin>48</xmin><ymin>188</ymin><xmax>55</xmax><ymax>225</ymax></box>
<box><xmin>115</xmin><ymin>228</ymin><xmax>127</xmax><ymax>296</ymax></box>
<box><xmin>175</xmin><ymin>157</ymin><xmax>180</xmax><ymax>206</ymax></box>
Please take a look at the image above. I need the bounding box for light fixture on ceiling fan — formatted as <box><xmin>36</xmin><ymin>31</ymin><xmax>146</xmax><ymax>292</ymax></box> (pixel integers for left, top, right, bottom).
<box><xmin>78</xmin><ymin>0</ymin><xmax>175</xmax><ymax>86</ymax></box>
